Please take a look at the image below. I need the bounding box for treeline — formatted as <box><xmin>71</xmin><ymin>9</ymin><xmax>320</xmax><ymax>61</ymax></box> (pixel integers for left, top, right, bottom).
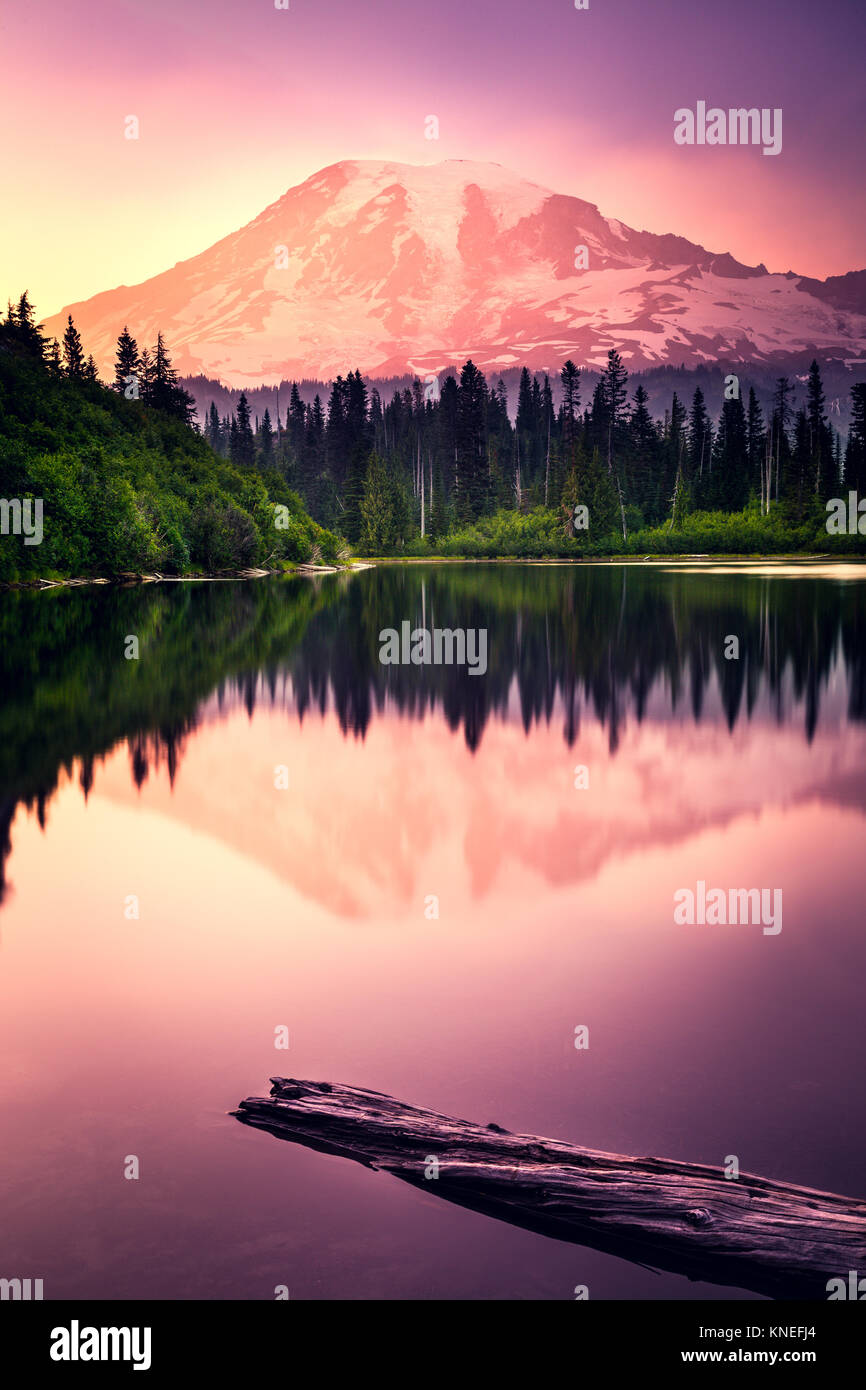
<box><xmin>10</xmin><ymin>294</ymin><xmax>198</xmax><ymax>424</ymax></box>
<box><xmin>0</xmin><ymin>575</ymin><xmax>344</xmax><ymax>893</ymax></box>
<box><xmin>203</xmin><ymin>351</ymin><xmax>866</xmax><ymax>553</ymax></box>
<box><xmin>0</xmin><ymin>294</ymin><xmax>343</xmax><ymax>581</ymax></box>
<box><xmin>7</xmin><ymin>290</ymin><xmax>865</xmax><ymax>562</ymax></box>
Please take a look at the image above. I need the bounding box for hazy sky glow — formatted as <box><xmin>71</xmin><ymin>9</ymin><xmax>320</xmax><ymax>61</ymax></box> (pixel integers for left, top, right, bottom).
<box><xmin>2</xmin><ymin>0</ymin><xmax>864</xmax><ymax>315</ymax></box>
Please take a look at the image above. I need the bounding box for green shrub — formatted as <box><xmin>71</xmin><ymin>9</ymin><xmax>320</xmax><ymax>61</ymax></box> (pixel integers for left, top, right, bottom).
<box><xmin>0</xmin><ymin>334</ymin><xmax>344</xmax><ymax>580</ymax></box>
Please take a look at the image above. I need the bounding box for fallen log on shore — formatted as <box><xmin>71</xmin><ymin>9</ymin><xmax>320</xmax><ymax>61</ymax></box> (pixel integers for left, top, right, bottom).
<box><xmin>233</xmin><ymin>1078</ymin><xmax>866</xmax><ymax>1300</ymax></box>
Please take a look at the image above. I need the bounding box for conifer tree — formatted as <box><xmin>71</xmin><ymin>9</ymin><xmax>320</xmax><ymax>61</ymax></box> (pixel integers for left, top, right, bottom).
<box><xmin>625</xmin><ymin>382</ymin><xmax>658</xmax><ymax>519</ymax></box>
<box><xmin>785</xmin><ymin>407</ymin><xmax>812</xmax><ymax>517</ymax></box>
<box><xmin>600</xmin><ymin>348</ymin><xmax>628</xmax><ymax>473</ymax></box>
<box><xmin>560</xmin><ymin>360</ymin><xmax>581</xmax><ymax>463</ymax></box>
<box><xmin>806</xmin><ymin>360</ymin><xmax>834</xmax><ymax>499</ymax></box>
<box><xmin>62</xmin><ymin>315</ymin><xmax>85</xmax><ymax>377</ymax></box>
<box><xmin>232</xmin><ymin>393</ymin><xmax>256</xmax><ymax>466</ymax></box>
<box><xmin>288</xmin><ymin>383</ymin><xmax>306</xmax><ymax>453</ymax></box>
<box><xmin>746</xmin><ymin>387</ymin><xmax>765</xmax><ymax>496</ymax></box>
<box><xmin>14</xmin><ymin>292</ymin><xmax>46</xmax><ymax>358</ymax></box>
<box><xmin>206</xmin><ymin>402</ymin><xmax>223</xmax><ymax>454</ymax></box>
<box><xmin>141</xmin><ymin>333</ymin><xmax>196</xmax><ymax>423</ymax></box>
<box><xmin>296</xmin><ymin>395</ymin><xmax>322</xmax><ymax>512</ymax></box>
<box><xmin>515</xmin><ymin>367</ymin><xmax>536</xmax><ymax>490</ymax></box>
<box><xmin>438</xmin><ymin>374</ymin><xmax>459</xmax><ymax>496</ymax></box>
<box><xmin>359</xmin><ymin>451</ymin><xmax>397</xmax><ymax>550</ymax></box>
<box><xmin>325</xmin><ymin>375</ymin><xmax>348</xmax><ymax>487</ymax></box>
<box><xmin>369</xmin><ymin>386</ymin><xmax>385</xmax><ymax>453</ymax></box>
<box><xmin>586</xmin><ymin>378</ymin><xmax>608</xmax><ymax>459</ymax></box>
<box><xmin>455</xmin><ymin>359</ymin><xmax>488</xmax><ymax>520</ymax></box>
<box><xmin>561</xmin><ymin>443</ymin><xmax>620</xmax><ymax>540</ymax></box>
<box><xmin>150</xmin><ymin>332</ymin><xmax>177</xmax><ymax>411</ymax></box>
<box><xmin>844</xmin><ymin>383</ymin><xmax>866</xmax><ymax>494</ymax></box>
<box><xmin>770</xmin><ymin>376</ymin><xmax>793</xmax><ymax>503</ymax></box>
<box><xmin>705</xmin><ymin>393</ymin><xmax>748</xmax><ymax>510</ymax></box>
<box><xmin>429</xmin><ymin>456</ymin><xmax>448</xmax><ymax>540</ymax></box>
<box><xmin>259</xmin><ymin>407</ymin><xmax>275</xmax><ymax>467</ymax></box>
<box><xmin>668</xmin><ymin>457</ymin><xmax>690</xmax><ymax>530</ymax></box>
<box><xmin>687</xmin><ymin>387</ymin><xmax>712</xmax><ymax>482</ymax></box>
<box><xmin>341</xmin><ymin>370</ymin><xmax>373</xmax><ymax>536</ymax></box>
<box><xmin>114</xmin><ymin>326</ymin><xmax>141</xmax><ymax>393</ymax></box>
<box><xmin>598</xmin><ymin>350</ymin><xmax>629</xmax><ymax>536</ymax></box>
<box><xmin>138</xmin><ymin>347</ymin><xmax>154</xmax><ymax>404</ymax></box>
<box><xmin>658</xmin><ymin>392</ymin><xmax>687</xmax><ymax>520</ymax></box>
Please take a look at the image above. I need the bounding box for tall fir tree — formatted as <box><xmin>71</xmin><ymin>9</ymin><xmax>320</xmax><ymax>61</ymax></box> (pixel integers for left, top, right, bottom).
<box><xmin>844</xmin><ymin>383</ymin><xmax>866</xmax><ymax>494</ymax></box>
<box><xmin>114</xmin><ymin>326</ymin><xmax>141</xmax><ymax>393</ymax></box>
<box><xmin>599</xmin><ymin>349</ymin><xmax>629</xmax><ymax>536</ymax></box>
<box><xmin>232</xmin><ymin>392</ymin><xmax>256</xmax><ymax>466</ymax></box>
<box><xmin>259</xmin><ymin>407</ymin><xmax>275</xmax><ymax>467</ymax></box>
<box><xmin>14</xmin><ymin>292</ymin><xmax>46</xmax><ymax>359</ymax></box>
<box><xmin>785</xmin><ymin>408</ymin><xmax>812</xmax><ymax>518</ymax></box>
<box><xmin>138</xmin><ymin>347</ymin><xmax>154</xmax><ymax>404</ymax></box>
<box><xmin>62</xmin><ymin>315</ymin><xmax>85</xmax><ymax>378</ymax></box>
<box><xmin>150</xmin><ymin>332</ymin><xmax>177</xmax><ymax>412</ymax></box>
<box><xmin>559</xmin><ymin>360</ymin><xmax>581</xmax><ymax>464</ymax></box>
<box><xmin>455</xmin><ymin>359</ymin><xmax>488</xmax><ymax>520</ymax></box>
<box><xmin>687</xmin><ymin>386</ymin><xmax>712</xmax><ymax>482</ymax></box>
<box><xmin>429</xmin><ymin>456</ymin><xmax>449</xmax><ymax>540</ymax></box>
<box><xmin>806</xmin><ymin>360</ymin><xmax>834</xmax><ymax>499</ymax></box>
<box><xmin>746</xmin><ymin>387</ymin><xmax>765</xmax><ymax>498</ymax></box>
<box><xmin>704</xmin><ymin>393</ymin><xmax>748</xmax><ymax>510</ymax></box>
<box><xmin>288</xmin><ymin>382</ymin><xmax>306</xmax><ymax>454</ymax></box>
<box><xmin>625</xmin><ymin>382</ymin><xmax>658</xmax><ymax>519</ymax></box>
<box><xmin>206</xmin><ymin>402</ymin><xmax>223</xmax><ymax>454</ymax></box>
<box><xmin>600</xmin><ymin>348</ymin><xmax>628</xmax><ymax>473</ymax></box>
<box><xmin>658</xmin><ymin>391</ymin><xmax>687</xmax><ymax>520</ymax></box>
<box><xmin>770</xmin><ymin>376</ymin><xmax>793</xmax><ymax>503</ymax></box>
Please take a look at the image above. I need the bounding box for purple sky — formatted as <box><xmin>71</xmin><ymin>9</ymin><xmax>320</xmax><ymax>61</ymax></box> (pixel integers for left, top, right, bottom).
<box><xmin>2</xmin><ymin>0</ymin><xmax>864</xmax><ymax>311</ymax></box>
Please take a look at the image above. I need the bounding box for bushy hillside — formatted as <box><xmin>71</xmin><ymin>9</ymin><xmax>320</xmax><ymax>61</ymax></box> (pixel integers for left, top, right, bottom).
<box><xmin>0</xmin><ymin>309</ymin><xmax>344</xmax><ymax>583</ymax></box>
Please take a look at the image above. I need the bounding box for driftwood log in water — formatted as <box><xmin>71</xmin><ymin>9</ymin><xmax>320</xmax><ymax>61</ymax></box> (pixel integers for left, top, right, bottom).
<box><xmin>233</xmin><ymin>1078</ymin><xmax>866</xmax><ymax>1300</ymax></box>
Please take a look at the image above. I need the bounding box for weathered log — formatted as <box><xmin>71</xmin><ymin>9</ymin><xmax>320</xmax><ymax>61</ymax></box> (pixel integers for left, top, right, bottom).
<box><xmin>233</xmin><ymin>1078</ymin><xmax>866</xmax><ymax>1300</ymax></box>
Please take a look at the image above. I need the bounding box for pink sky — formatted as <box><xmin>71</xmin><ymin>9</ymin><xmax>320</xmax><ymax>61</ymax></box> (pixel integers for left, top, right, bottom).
<box><xmin>2</xmin><ymin>0</ymin><xmax>864</xmax><ymax>316</ymax></box>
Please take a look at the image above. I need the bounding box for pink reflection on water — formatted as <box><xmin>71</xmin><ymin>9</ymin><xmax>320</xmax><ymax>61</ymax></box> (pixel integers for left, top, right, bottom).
<box><xmin>0</xmin><ymin>702</ymin><xmax>865</xmax><ymax>1299</ymax></box>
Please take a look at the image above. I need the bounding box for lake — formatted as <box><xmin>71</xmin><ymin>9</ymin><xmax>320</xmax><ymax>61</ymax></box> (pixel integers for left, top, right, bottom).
<box><xmin>1</xmin><ymin>561</ymin><xmax>865</xmax><ymax>1300</ymax></box>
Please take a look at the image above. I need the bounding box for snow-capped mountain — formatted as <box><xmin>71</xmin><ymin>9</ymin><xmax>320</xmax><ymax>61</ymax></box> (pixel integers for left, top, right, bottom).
<box><xmin>43</xmin><ymin>159</ymin><xmax>866</xmax><ymax>385</ymax></box>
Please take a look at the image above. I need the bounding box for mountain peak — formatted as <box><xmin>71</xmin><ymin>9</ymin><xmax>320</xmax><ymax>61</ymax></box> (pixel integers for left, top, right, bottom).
<box><xmin>42</xmin><ymin>159</ymin><xmax>866</xmax><ymax>387</ymax></box>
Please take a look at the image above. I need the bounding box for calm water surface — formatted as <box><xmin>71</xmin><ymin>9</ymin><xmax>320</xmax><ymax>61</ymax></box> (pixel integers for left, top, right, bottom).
<box><xmin>1</xmin><ymin>563</ymin><xmax>865</xmax><ymax>1299</ymax></box>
